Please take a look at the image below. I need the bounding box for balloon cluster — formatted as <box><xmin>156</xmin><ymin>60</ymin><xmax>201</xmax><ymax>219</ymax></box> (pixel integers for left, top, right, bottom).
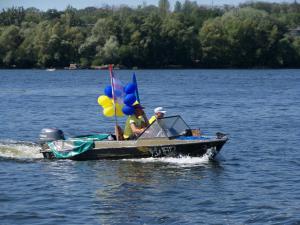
<box><xmin>122</xmin><ymin>83</ymin><xmax>137</xmax><ymax>115</ymax></box>
<box><xmin>97</xmin><ymin>82</ymin><xmax>138</xmax><ymax>117</ymax></box>
<box><xmin>98</xmin><ymin>85</ymin><xmax>124</xmax><ymax>117</ymax></box>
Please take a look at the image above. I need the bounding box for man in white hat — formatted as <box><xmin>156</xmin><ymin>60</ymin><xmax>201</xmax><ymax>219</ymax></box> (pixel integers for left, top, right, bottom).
<box><xmin>149</xmin><ymin>107</ymin><xmax>166</xmax><ymax>124</ymax></box>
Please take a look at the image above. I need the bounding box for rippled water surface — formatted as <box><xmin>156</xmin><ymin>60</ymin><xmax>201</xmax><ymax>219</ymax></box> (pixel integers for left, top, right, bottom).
<box><xmin>0</xmin><ymin>69</ymin><xmax>300</xmax><ymax>224</ymax></box>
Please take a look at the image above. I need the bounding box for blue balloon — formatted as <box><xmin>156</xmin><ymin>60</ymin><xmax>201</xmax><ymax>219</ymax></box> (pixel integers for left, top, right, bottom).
<box><xmin>124</xmin><ymin>83</ymin><xmax>136</xmax><ymax>94</ymax></box>
<box><xmin>104</xmin><ymin>85</ymin><xmax>113</xmax><ymax>98</ymax></box>
<box><xmin>114</xmin><ymin>89</ymin><xmax>123</xmax><ymax>98</ymax></box>
<box><xmin>124</xmin><ymin>94</ymin><xmax>136</xmax><ymax>106</ymax></box>
<box><xmin>122</xmin><ymin>105</ymin><xmax>135</xmax><ymax>115</ymax></box>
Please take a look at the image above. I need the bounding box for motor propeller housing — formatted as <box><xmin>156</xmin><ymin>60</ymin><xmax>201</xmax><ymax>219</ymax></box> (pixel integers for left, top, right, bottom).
<box><xmin>38</xmin><ymin>128</ymin><xmax>65</xmax><ymax>144</ymax></box>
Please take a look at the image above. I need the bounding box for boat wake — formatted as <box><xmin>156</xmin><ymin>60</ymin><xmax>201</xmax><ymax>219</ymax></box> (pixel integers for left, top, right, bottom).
<box><xmin>0</xmin><ymin>140</ymin><xmax>43</xmax><ymax>160</ymax></box>
<box><xmin>122</xmin><ymin>149</ymin><xmax>217</xmax><ymax>167</ymax></box>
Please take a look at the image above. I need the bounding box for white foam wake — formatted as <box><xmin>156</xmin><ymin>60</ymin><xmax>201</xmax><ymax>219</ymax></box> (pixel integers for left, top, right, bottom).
<box><xmin>123</xmin><ymin>154</ymin><xmax>211</xmax><ymax>167</ymax></box>
<box><xmin>123</xmin><ymin>147</ymin><xmax>219</xmax><ymax>166</ymax></box>
<box><xmin>0</xmin><ymin>141</ymin><xmax>43</xmax><ymax>159</ymax></box>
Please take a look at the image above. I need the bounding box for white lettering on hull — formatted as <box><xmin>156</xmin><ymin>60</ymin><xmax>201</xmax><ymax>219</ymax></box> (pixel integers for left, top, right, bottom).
<box><xmin>149</xmin><ymin>146</ymin><xmax>177</xmax><ymax>157</ymax></box>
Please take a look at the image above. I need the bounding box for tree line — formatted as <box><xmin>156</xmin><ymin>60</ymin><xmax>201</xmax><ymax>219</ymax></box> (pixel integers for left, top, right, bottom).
<box><xmin>0</xmin><ymin>0</ymin><xmax>300</xmax><ymax>69</ymax></box>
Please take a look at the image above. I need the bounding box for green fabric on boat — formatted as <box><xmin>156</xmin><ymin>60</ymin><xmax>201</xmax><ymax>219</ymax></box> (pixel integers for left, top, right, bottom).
<box><xmin>70</xmin><ymin>134</ymin><xmax>110</xmax><ymax>141</ymax></box>
<box><xmin>48</xmin><ymin>140</ymin><xmax>94</xmax><ymax>159</ymax></box>
<box><xmin>48</xmin><ymin>134</ymin><xmax>110</xmax><ymax>159</ymax></box>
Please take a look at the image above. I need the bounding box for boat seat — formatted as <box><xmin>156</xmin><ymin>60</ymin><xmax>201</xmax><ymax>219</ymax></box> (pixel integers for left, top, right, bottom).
<box><xmin>191</xmin><ymin>129</ymin><xmax>201</xmax><ymax>136</ymax></box>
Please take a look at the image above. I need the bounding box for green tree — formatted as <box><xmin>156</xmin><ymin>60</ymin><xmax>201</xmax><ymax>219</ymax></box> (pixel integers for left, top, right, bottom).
<box><xmin>0</xmin><ymin>2</ymin><xmax>299</xmax><ymax>68</ymax></box>
<box><xmin>0</xmin><ymin>25</ymin><xmax>23</xmax><ymax>67</ymax></box>
<box><xmin>199</xmin><ymin>17</ymin><xmax>231</xmax><ymax>67</ymax></box>
<box><xmin>159</xmin><ymin>0</ymin><xmax>170</xmax><ymax>16</ymax></box>
<box><xmin>0</xmin><ymin>7</ymin><xmax>25</xmax><ymax>25</ymax></box>
<box><xmin>43</xmin><ymin>9</ymin><xmax>61</xmax><ymax>20</ymax></box>
<box><xmin>24</xmin><ymin>7</ymin><xmax>41</xmax><ymax>24</ymax></box>
<box><xmin>200</xmin><ymin>8</ymin><xmax>287</xmax><ymax>67</ymax></box>
<box><xmin>174</xmin><ymin>1</ymin><xmax>182</xmax><ymax>12</ymax></box>
<box><xmin>95</xmin><ymin>35</ymin><xmax>120</xmax><ymax>65</ymax></box>
<box><xmin>15</xmin><ymin>24</ymin><xmax>38</xmax><ymax>67</ymax></box>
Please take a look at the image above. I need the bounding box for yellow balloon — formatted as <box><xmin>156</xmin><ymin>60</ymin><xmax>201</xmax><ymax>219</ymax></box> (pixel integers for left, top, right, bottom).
<box><xmin>115</xmin><ymin>103</ymin><xmax>124</xmax><ymax>117</ymax></box>
<box><xmin>98</xmin><ymin>95</ymin><xmax>113</xmax><ymax>108</ymax></box>
<box><xmin>98</xmin><ymin>95</ymin><xmax>107</xmax><ymax>105</ymax></box>
<box><xmin>103</xmin><ymin>106</ymin><xmax>114</xmax><ymax>117</ymax></box>
<box><xmin>103</xmin><ymin>99</ymin><xmax>113</xmax><ymax>108</ymax></box>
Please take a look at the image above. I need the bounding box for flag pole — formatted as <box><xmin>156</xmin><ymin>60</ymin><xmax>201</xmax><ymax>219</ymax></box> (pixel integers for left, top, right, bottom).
<box><xmin>109</xmin><ymin>64</ymin><xmax>119</xmax><ymax>140</ymax></box>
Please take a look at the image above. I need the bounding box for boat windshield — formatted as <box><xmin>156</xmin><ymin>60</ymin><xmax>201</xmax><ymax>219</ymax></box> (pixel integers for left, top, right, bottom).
<box><xmin>138</xmin><ymin>115</ymin><xmax>190</xmax><ymax>139</ymax></box>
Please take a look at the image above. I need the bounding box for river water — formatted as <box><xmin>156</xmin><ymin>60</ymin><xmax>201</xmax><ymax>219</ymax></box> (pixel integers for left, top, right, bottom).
<box><xmin>0</xmin><ymin>69</ymin><xmax>299</xmax><ymax>224</ymax></box>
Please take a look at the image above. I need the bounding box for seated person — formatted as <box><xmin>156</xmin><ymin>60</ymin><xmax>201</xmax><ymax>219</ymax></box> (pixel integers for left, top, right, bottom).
<box><xmin>114</xmin><ymin>125</ymin><xmax>124</xmax><ymax>141</ymax></box>
<box><xmin>149</xmin><ymin>107</ymin><xmax>166</xmax><ymax>124</ymax></box>
<box><xmin>123</xmin><ymin>103</ymin><xmax>149</xmax><ymax>140</ymax></box>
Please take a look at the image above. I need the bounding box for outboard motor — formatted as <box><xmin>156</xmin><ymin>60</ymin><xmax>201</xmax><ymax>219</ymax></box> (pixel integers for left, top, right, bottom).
<box><xmin>38</xmin><ymin>128</ymin><xmax>65</xmax><ymax>159</ymax></box>
<box><xmin>38</xmin><ymin>128</ymin><xmax>65</xmax><ymax>145</ymax></box>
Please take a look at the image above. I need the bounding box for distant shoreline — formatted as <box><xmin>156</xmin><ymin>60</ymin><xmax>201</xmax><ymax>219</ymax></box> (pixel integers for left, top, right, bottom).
<box><xmin>1</xmin><ymin>2</ymin><xmax>300</xmax><ymax>70</ymax></box>
<box><xmin>1</xmin><ymin>67</ymin><xmax>300</xmax><ymax>70</ymax></box>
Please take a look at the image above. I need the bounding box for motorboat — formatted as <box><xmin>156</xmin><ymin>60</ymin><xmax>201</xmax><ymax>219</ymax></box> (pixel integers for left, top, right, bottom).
<box><xmin>46</xmin><ymin>68</ymin><xmax>56</xmax><ymax>71</ymax></box>
<box><xmin>38</xmin><ymin>116</ymin><xmax>228</xmax><ymax>160</ymax></box>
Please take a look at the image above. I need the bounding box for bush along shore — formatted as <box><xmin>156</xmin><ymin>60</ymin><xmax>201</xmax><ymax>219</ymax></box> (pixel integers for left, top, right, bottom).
<box><xmin>0</xmin><ymin>0</ymin><xmax>300</xmax><ymax>69</ymax></box>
